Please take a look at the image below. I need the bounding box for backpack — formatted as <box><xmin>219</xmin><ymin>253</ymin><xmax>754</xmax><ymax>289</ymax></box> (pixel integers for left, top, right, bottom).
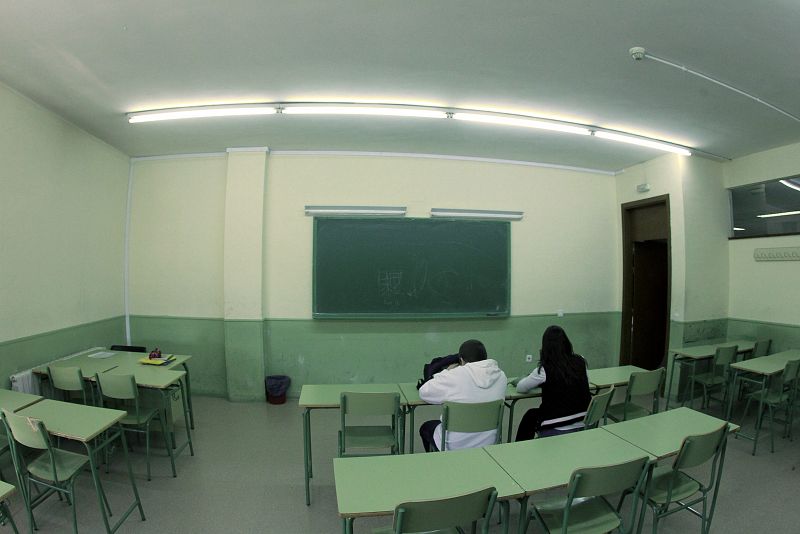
<box><xmin>416</xmin><ymin>353</ymin><xmax>461</xmax><ymax>389</ymax></box>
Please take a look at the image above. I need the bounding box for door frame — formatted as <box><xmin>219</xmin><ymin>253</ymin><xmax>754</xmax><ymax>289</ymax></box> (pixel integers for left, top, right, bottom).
<box><xmin>619</xmin><ymin>194</ymin><xmax>672</xmax><ymax>366</ymax></box>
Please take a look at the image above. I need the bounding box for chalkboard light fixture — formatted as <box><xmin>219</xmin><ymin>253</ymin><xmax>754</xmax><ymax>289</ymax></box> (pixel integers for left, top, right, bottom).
<box><xmin>304</xmin><ymin>205</ymin><xmax>407</xmax><ymax>217</ymax></box>
<box><xmin>430</xmin><ymin>208</ymin><xmax>523</xmax><ymax>221</ymax></box>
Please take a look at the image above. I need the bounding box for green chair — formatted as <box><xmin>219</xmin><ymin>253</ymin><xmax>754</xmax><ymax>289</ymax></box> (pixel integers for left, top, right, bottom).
<box><xmin>0</xmin><ymin>480</ymin><xmax>18</xmax><ymax>534</ymax></box>
<box><xmin>338</xmin><ymin>392</ymin><xmax>401</xmax><ymax>458</ymax></box>
<box><xmin>96</xmin><ymin>373</ymin><xmax>177</xmax><ymax>480</ymax></box>
<box><xmin>527</xmin><ymin>456</ymin><xmax>650</xmax><ymax>534</ymax></box>
<box><xmin>620</xmin><ymin>423</ymin><xmax>728</xmax><ymax>534</ymax></box>
<box><xmin>1</xmin><ymin>409</ymin><xmax>110</xmax><ymax>534</ymax></box>
<box><xmin>607</xmin><ymin>368</ymin><xmax>665</xmax><ymax>422</ymax></box>
<box><xmin>690</xmin><ymin>346</ymin><xmax>737</xmax><ymax>410</ymax></box>
<box><xmin>741</xmin><ymin>359</ymin><xmax>800</xmax><ymax>454</ymax></box>
<box><xmin>750</xmin><ymin>339</ymin><xmax>771</xmax><ymax>359</ymax></box>
<box><xmin>47</xmin><ymin>366</ymin><xmax>91</xmax><ymax>405</ymax></box>
<box><xmin>440</xmin><ymin>400</ymin><xmax>503</xmax><ymax>451</ymax></box>
<box><xmin>373</xmin><ymin>487</ymin><xmax>497</xmax><ymax>534</ymax></box>
<box><xmin>584</xmin><ymin>386</ymin><xmax>615</xmax><ymax>429</ymax></box>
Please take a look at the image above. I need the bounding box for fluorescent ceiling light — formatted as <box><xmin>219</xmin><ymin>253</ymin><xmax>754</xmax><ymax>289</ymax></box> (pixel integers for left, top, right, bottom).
<box><xmin>430</xmin><ymin>208</ymin><xmax>523</xmax><ymax>221</ymax></box>
<box><xmin>756</xmin><ymin>210</ymin><xmax>800</xmax><ymax>219</ymax></box>
<box><xmin>452</xmin><ymin>113</ymin><xmax>590</xmax><ymax>136</ymax></box>
<box><xmin>780</xmin><ymin>179</ymin><xmax>800</xmax><ymax>192</ymax></box>
<box><xmin>283</xmin><ymin>106</ymin><xmax>447</xmax><ymax>119</ymax></box>
<box><xmin>593</xmin><ymin>131</ymin><xmax>691</xmax><ymax>156</ymax></box>
<box><xmin>733</xmin><ymin>227</ymin><xmax>746</xmax><ymax>231</ymax></box>
<box><xmin>304</xmin><ymin>205</ymin><xmax>406</xmax><ymax>217</ymax></box>
<box><xmin>128</xmin><ymin>105</ymin><xmax>276</xmax><ymax>123</ymax></box>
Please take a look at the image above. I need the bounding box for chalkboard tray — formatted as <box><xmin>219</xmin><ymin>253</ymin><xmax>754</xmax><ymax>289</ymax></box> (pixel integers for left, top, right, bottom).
<box><xmin>313</xmin><ymin>217</ymin><xmax>510</xmax><ymax>318</ymax></box>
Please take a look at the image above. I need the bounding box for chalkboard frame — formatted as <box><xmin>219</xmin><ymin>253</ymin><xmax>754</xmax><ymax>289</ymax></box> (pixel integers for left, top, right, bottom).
<box><xmin>312</xmin><ymin>217</ymin><xmax>511</xmax><ymax>319</ymax></box>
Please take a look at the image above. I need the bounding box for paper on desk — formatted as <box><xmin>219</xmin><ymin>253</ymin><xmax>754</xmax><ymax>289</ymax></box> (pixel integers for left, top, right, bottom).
<box><xmin>88</xmin><ymin>351</ymin><xmax>115</xmax><ymax>359</ymax></box>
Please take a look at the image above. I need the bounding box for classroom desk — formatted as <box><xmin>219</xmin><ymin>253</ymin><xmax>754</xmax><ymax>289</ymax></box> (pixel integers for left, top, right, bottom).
<box><xmin>298</xmin><ymin>383</ymin><xmax>405</xmax><ymax>505</ymax></box>
<box><xmin>587</xmin><ymin>365</ymin><xmax>646</xmax><ymax>391</ymax></box>
<box><xmin>334</xmin><ymin>447</ymin><xmax>525</xmax><ymax>534</ymax></box>
<box><xmin>484</xmin><ymin>427</ymin><xmax>653</xmax><ymax>534</ymax></box>
<box><xmin>0</xmin><ymin>388</ymin><xmax>43</xmax><ymax>412</ymax></box>
<box><xmin>665</xmin><ymin>340</ymin><xmax>755</xmax><ymax>410</ymax></box>
<box><xmin>727</xmin><ymin>349</ymin><xmax>800</xmax><ymax>454</ymax></box>
<box><xmin>602</xmin><ymin>407</ymin><xmax>736</xmax><ymax>461</ymax></box>
<box><xmin>17</xmin><ymin>399</ymin><xmax>145</xmax><ymax>533</ymax></box>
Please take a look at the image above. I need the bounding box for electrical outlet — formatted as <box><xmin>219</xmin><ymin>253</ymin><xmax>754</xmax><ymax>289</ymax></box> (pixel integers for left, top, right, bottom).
<box><xmin>525</xmin><ymin>354</ymin><xmax>533</xmax><ymax>363</ymax></box>
<box><xmin>557</xmin><ymin>309</ymin><xmax>564</xmax><ymax>317</ymax></box>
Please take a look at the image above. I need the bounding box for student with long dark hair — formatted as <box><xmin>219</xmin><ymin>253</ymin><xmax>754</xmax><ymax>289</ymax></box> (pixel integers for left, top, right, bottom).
<box><xmin>513</xmin><ymin>325</ymin><xmax>591</xmax><ymax>441</ymax></box>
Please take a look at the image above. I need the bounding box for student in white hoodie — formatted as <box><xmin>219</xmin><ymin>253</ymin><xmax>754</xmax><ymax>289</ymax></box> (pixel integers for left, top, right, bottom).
<box><xmin>418</xmin><ymin>339</ymin><xmax>507</xmax><ymax>452</ymax></box>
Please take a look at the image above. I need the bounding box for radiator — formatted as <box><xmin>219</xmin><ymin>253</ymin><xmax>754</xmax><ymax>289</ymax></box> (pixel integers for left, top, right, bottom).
<box><xmin>10</xmin><ymin>369</ymin><xmax>40</xmax><ymax>395</ymax></box>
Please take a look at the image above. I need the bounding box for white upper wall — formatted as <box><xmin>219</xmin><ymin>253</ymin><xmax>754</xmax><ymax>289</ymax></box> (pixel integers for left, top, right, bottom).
<box><xmin>0</xmin><ymin>82</ymin><xmax>129</xmax><ymax>342</ymax></box>
<box><xmin>723</xmin><ymin>141</ymin><xmax>800</xmax><ymax>325</ymax></box>
<box><xmin>263</xmin><ymin>154</ymin><xmax>620</xmax><ymax>319</ymax></box>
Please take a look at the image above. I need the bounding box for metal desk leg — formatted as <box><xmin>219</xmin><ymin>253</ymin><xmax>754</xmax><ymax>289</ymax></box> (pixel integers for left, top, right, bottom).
<box><xmin>345</xmin><ymin>517</ymin><xmax>354</xmax><ymax>534</ymax></box>
<box><xmin>665</xmin><ymin>353</ymin><xmax>678</xmax><ymax>410</ymax></box>
<box><xmin>87</xmin><ymin>424</ymin><xmax>145</xmax><ymax>533</ymax></box>
<box><xmin>726</xmin><ymin>370</ymin><xmax>740</xmax><ymax>421</ymax></box>
<box><xmin>181</xmin><ymin>363</ymin><xmax>195</xmax><ymax>429</ymax></box>
<box><xmin>506</xmin><ymin>400</ymin><xmax>518</xmax><ymax>443</ymax></box>
<box><xmin>517</xmin><ymin>495</ymin><xmax>530</xmax><ymax>534</ymax></box>
<box><xmin>752</xmin><ymin>376</ymin><xmax>768</xmax><ymax>455</ymax></box>
<box><xmin>398</xmin><ymin>408</ymin><xmax>405</xmax><ymax>454</ymax></box>
<box><xmin>407</xmin><ymin>405</ymin><xmax>416</xmax><ymax>453</ymax></box>
<box><xmin>499</xmin><ymin>500</ymin><xmax>510</xmax><ymax>534</ymax></box>
<box><xmin>303</xmin><ymin>408</ymin><xmax>312</xmax><ymax>505</ymax></box>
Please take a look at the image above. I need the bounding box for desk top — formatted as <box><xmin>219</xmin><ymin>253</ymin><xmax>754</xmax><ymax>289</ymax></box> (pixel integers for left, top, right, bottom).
<box><xmin>0</xmin><ymin>388</ymin><xmax>43</xmax><ymax>413</ymax></box>
<box><xmin>17</xmin><ymin>399</ymin><xmax>125</xmax><ymax>442</ymax></box>
<box><xmin>107</xmin><ymin>351</ymin><xmax>191</xmax><ymax>372</ymax></box>
<box><xmin>671</xmin><ymin>340</ymin><xmax>755</xmax><ymax>360</ymax></box>
<box><xmin>299</xmin><ymin>384</ymin><xmax>404</xmax><ymax>408</ymax></box>
<box><xmin>104</xmin><ymin>367</ymin><xmax>185</xmax><ymax>389</ymax></box>
<box><xmin>587</xmin><ymin>365</ymin><xmax>646</xmax><ymax>388</ymax></box>
<box><xmin>33</xmin><ymin>349</ymin><xmax>119</xmax><ymax>376</ymax></box>
<box><xmin>335</xmin><ymin>447</ymin><xmax>525</xmax><ymax>518</ymax></box>
<box><xmin>602</xmin><ymin>407</ymin><xmax>735</xmax><ymax>461</ymax></box>
<box><xmin>730</xmin><ymin>349</ymin><xmax>800</xmax><ymax>376</ymax></box>
<box><xmin>484</xmin><ymin>428</ymin><xmax>651</xmax><ymax>496</ymax></box>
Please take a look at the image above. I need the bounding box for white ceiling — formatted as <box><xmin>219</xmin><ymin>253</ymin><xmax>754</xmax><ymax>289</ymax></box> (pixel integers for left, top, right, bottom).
<box><xmin>2</xmin><ymin>1</ymin><xmax>800</xmax><ymax>172</ymax></box>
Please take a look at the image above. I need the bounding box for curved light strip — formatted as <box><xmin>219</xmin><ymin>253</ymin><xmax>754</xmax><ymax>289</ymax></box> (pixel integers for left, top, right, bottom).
<box><xmin>127</xmin><ymin>102</ymin><xmax>691</xmax><ymax>155</ymax></box>
<box><xmin>780</xmin><ymin>179</ymin><xmax>800</xmax><ymax>192</ymax></box>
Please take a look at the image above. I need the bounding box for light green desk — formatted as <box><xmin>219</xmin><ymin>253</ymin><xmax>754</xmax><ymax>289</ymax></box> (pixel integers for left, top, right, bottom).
<box><xmin>335</xmin><ymin>447</ymin><xmax>525</xmax><ymax>534</ymax></box>
<box><xmin>104</xmin><ymin>366</ymin><xmax>194</xmax><ymax>464</ymax></box>
<box><xmin>0</xmin><ymin>388</ymin><xmax>43</xmax><ymax>412</ymax></box>
<box><xmin>17</xmin><ymin>399</ymin><xmax>145</xmax><ymax>533</ymax></box>
<box><xmin>484</xmin><ymin>427</ymin><xmax>653</xmax><ymax>533</ymax></box>
<box><xmin>666</xmin><ymin>340</ymin><xmax>755</xmax><ymax>409</ymax></box>
<box><xmin>727</xmin><ymin>349</ymin><xmax>800</xmax><ymax>454</ymax></box>
<box><xmin>298</xmin><ymin>383</ymin><xmax>405</xmax><ymax>505</ymax></box>
<box><xmin>587</xmin><ymin>365</ymin><xmax>646</xmax><ymax>390</ymax></box>
<box><xmin>0</xmin><ymin>480</ymin><xmax>17</xmax><ymax>533</ymax></box>
<box><xmin>32</xmin><ymin>348</ymin><xmax>119</xmax><ymax>379</ymax></box>
<box><xmin>602</xmin><ymin>407</ymin><xmax>736</xmax><ymax>461</ymax></box>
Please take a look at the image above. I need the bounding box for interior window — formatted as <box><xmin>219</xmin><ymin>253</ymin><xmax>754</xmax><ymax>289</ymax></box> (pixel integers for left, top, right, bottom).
<box><xmin>730</xmin><ymin>176</ymin><xmax>800</xmax><ymax>238</ymax></box>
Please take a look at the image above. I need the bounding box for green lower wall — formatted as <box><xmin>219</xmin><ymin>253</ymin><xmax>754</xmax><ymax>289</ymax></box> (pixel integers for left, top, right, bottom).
<box><xmin>727</xmin><ymin>318</ymin><xmax>800</xmax><ymax>353</ymax></box>
<box><xmin>264</xmin><ymin>313</ymin><xmax>622</xmax><ymax>398</ymax></box>
<box><xmin>0</xmin><ymin>317</ymin><xmax>125</xmax><ymax>388</ymax></box>
<box><xmin>130</xmin><ymin>315</ymin><xmax>227</xmax><ymax>397</ymax></box>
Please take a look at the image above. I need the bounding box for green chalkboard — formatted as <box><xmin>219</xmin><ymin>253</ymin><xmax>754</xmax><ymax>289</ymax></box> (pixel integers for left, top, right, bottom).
<box><xmin>313</xmin><ymin>218</ymin><xmax>510</xmax><ymax>318</ymax></box>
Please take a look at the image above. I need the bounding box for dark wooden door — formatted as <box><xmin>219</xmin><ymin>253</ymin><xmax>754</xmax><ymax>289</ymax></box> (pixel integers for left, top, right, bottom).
<box><xmin>630</xmin><ymin>240</ymin><xmax>669</xmax><ymax>369</ymax></box>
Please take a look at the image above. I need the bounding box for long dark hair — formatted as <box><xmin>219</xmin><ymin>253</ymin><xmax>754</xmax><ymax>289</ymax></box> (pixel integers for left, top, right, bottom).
<box><xmin>537</xmin><ymin>325</ymin><xmax>585</xmax><ymax>384</ymax></box>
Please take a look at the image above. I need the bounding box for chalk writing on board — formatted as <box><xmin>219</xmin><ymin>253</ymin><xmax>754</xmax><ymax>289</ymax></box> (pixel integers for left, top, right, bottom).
<box><xmin>378</xmin><ymin>270</ymin><xmax>403</xmax><ymax>306</ymax></box>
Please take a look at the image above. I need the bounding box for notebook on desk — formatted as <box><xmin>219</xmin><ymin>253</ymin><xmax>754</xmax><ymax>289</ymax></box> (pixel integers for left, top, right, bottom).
<box><xmin>138</xmin><ymin>355</ymin><xmax>175</xmax><ymax>366</ymax></box>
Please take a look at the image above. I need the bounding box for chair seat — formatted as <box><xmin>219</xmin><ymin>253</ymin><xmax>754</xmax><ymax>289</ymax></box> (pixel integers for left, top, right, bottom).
<box><xmin>644</xmin><ymin>465</ymin><xmax>701</xmax><ymax>505</ymax></box>
<box><xmin>746</xmin><ymin>389</ymin><xmax>789</xmax><ymax>406</ymax></box>
<box><xmin>0</xmin><ymin>480</ymin><xmax>14</xmax><ymax>501</ymax></box>
<box><xmin>28</xmin><ymin>448</ymin><xmax>88</xmax><ymax>483</ymax></box>
<box><xmin>374</xmin><ymin>528</ymin><xmax>458</xmax><ymax>534</ymax></box>
<box><xmin>692</xmin><ymin>373</ymin><xmax>726</xmax><ymax>387</ymax></box>
<box><xmin>606</xmin><ymin>403</ymin><xmax>650</xmax><ymax>421</ymax></box>
<box><xmin>536</xmin><ymin>496</ymin><xmax>621</xmax><ymax>534</ymax></box>
<box><xmin>120</xmin><ymin>407</ymin><xmax>160</xmax><ymax>426</ymax></box>
<box><xmin>343</xmin><ymin>426</ymin><xmax>396</xmax><ymax>450</ymax></box>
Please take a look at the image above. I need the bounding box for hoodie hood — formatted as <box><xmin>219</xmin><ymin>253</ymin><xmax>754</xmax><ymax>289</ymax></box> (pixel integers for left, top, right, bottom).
<box><xmin>464</xmin><ymin>359</ymin><xmax>503</xmax><ymax>389</ymax></box>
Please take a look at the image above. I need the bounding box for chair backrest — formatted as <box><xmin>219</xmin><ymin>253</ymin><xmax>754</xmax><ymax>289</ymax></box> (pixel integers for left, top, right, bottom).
<box><xmin>48</xmin><ymin>366</ymin><xmax>84</xmax><ymax>392</ymax></box>
<box><xmin>441</xmin><ymin>400</ymin><xmax>503</xmax><ymax>451</ymax></box>
<box><xmin>628</xmin><ymin>368</ymin><xmax>664</xmax><ymax>397</ymax></box>
<box><xmin>713</xmin><ymin>345</ymin><xmax>737</xmax><ymax>368</ymax></box>
<box><xmin>110</xmin><ymin>344</ymin><xmax>147</xmax><ymax>353</ymax></box>
<box><xmin>1</xmin><ymin>409</ymin><xmax>49</xmax><ymax>451</ymax></box>
<box><xmin>673</xmin><ymin>424</ymin><xmax>727</xmax><ymax>471</ymax></box>
<box><xmin>392</xmin><ymin>487</ymin><xmax>497</xmax><ymax>534</ymax></box>
<box><xmin>779</xmin><ymin>359</ymin><xmax>800</xmax><ymax>391</ymax></box>
<box><xmin>751</xmin><ymin>339</ymin><xmax>771</xmax><ymax>359</ymax></box>
<box><xmin>584</xmin><ymin>386</ymin><xmax>614</xmax><ymax>429</ymax></box>
<box><xmin>340</xmin><ymin>391</ymin><xmax>400</xmax><ymax>417</ymax></box>
<box><xmin>96</xmin><ymin>373</ymin><xmax>138</xmax><ymax>401</ymax></box>
<box><xmin>569</xmin><ymin>456</ymin><xmax>649</xmax><ymax>498</ymax></box>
